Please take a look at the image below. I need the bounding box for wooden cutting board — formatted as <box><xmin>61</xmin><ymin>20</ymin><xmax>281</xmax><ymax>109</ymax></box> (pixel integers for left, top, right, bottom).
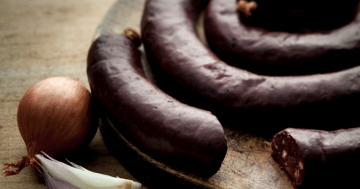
<box><xmin>96</xmin><ymin>0</ymin><xmax>294</xmax><ymax>188</ymax></box>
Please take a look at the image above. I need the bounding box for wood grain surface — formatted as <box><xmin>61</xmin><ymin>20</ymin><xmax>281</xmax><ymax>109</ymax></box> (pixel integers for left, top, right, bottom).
<box><xmin>0</xmin><ymin>0</ymin><xmax>146</xmax><ymax>188</ymax></box>
<box><xmin>96</xmin><ymin>0</ymin><xmax>293</xmax><ymax>189</ymax></box>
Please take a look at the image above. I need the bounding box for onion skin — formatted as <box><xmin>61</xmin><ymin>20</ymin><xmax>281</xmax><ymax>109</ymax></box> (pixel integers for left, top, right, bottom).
<box><xmin>10</xmin><ymin>77</ymin><xmax>99</xmax><ymax>176</ymax></box>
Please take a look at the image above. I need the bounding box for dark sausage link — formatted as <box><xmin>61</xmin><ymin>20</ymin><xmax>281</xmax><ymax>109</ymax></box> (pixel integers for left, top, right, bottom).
<box><xmin>271</xmin><ymin>128</ymin><xmax>360</xmax><ymax>188</ymax></box>
<box><xmin>141</xmin><ymin>0</ymin><xmax>360</xmax><ymax>133</ymax></box>
<box><xmin>204</xmin><ymin>0</ymin><xmax>360</xmax><ymax>75</ymax></box>
<box><xmin>86</xmin><ymin>32</ymin><xmax>227</xmax><ymax>177</ymax></box>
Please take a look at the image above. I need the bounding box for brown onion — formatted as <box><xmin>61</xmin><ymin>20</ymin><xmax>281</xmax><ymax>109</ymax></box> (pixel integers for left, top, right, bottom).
<box><xmin>4</xmin><ymin>77</ymin><xmax>99</xmax><ymax>176</ymax></box>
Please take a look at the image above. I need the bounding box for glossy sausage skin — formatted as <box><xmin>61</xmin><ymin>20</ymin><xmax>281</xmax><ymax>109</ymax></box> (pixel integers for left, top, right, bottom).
<box><xmin>204</xmin><ymin>0</ymin><xmax>360</xmax><ymax>75</ymax></box>
<box><xmin>141</xmin><ymin>0</ymin><xmax>360</xmax><ymax>133</ymax></box>
<box><xmin>86</xmin><ymin>34</ymin><xmax>227</xmax><ymax>177</ymax></box>
<box><xmin>272</xmin><ymin>128</ymin><xmax>360</xmax><ymax>188</ymax></box>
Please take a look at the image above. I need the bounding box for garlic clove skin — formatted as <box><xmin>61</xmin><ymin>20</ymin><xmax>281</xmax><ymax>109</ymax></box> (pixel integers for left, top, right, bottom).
<box><xmin>42</xmin><ymin>169</ymin><xmax>80</xmax><ymax>189</ymax></box>
<box><xmin>36</xmin><ymin>153</ymin><xmax>141</xmax><ymax>189</ymax></box>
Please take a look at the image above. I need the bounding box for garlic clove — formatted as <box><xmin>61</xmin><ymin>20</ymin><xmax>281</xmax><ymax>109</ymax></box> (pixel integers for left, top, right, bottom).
<box><xmin>36</xmin><ymin>152</ymin><xmax>141</xmax><ymax>189</ymax></box>
<box><xmin>42</xmin><ymin>169</ymin><xmax>80</xmax><ymax>189</ymax></box>
<box><xmin>65</xmin><ymin>159</ymin><xmax>89</xmax><ymax>172</ymax></box>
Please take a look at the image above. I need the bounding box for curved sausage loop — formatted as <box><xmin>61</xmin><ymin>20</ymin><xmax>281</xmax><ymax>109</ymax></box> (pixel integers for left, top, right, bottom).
<box><xmin>204</xmin><ymin>0</ymin><xmax>360</xmax><ymax>75</ymax></box>
<box><xmin>87</xmin><ymin>32</ymin><xmax>227</xmax><ymax>177</ymax></box>
<box><xmin>141</xmin><ymin>0</ymin><xmax>360</xmax><ymax>132</ymax></box>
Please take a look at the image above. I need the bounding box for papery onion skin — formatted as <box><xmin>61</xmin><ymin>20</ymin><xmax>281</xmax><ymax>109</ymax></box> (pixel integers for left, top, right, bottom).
<box><xmin>17</xmin><ymin>77</ymin><xmax>99</xmax><ymax>161</ymax></box>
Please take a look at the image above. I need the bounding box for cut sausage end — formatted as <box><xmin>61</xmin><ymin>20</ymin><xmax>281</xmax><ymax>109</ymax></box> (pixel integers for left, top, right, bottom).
<box><xmin>271</xmin><ymin>131</ymin><xmax>304</xmax><ymax>188</ymax></box>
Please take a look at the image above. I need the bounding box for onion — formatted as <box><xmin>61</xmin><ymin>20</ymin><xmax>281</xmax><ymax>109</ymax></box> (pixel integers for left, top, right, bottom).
<box><xmin>4</xmin><ymin>77</ymin><xmax>99</xmax><ymax>176</ymax></box>
<box><xmin>3</xmin><ymin>77</ymin><xmax>141</xmax><ymax>188</ymax></box>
